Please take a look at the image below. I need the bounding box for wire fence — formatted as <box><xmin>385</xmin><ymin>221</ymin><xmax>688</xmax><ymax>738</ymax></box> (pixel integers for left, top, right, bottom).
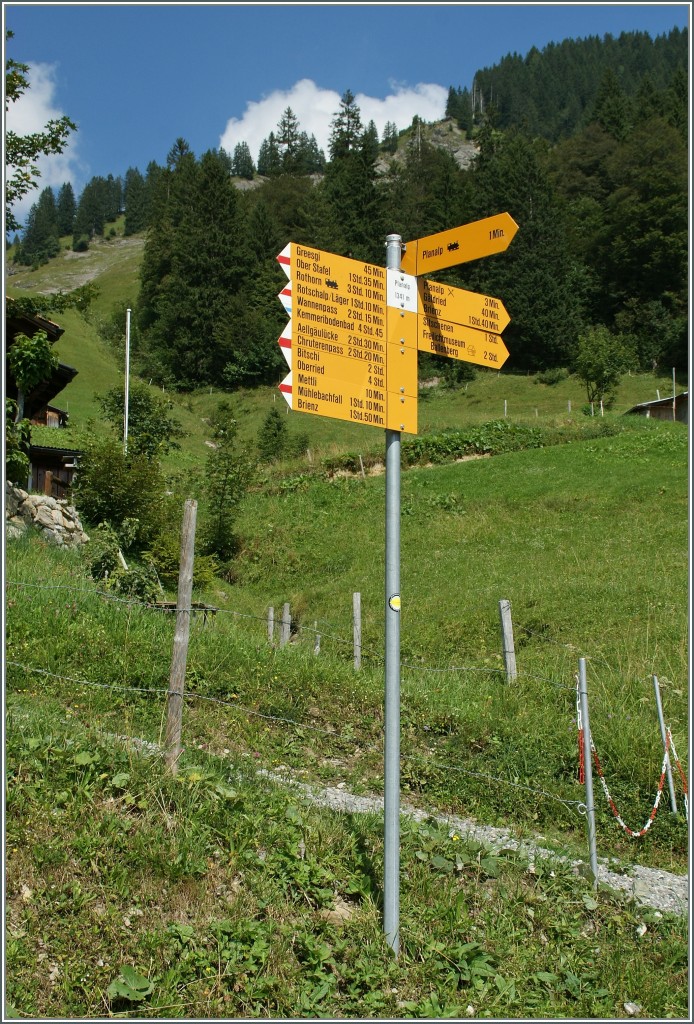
<box><xmin>6</xmin><ymin>578</ymin><xmax>688</xmax><ymax>848</ymax></box>
<box><xmin>4</xmin><ymin>578</ymin><xmax>608</xmax><ymax>692</ymax></box>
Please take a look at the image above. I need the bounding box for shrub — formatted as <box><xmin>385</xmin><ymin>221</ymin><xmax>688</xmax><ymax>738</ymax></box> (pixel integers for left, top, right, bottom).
<box><xmin>145</xmin><ymin>532</ymin><xmax>219</xmax><ymax>589</ymax></box>
<box><xmin>285</xmin><ymin>431</ymin><xmax>310</xmax><ymax>458</ymax></box>
<box><xmin>257</xmin><ymin>406</ymin><xmax>288</xmax><ymax>462</ymax></box>
<box><xmin>536</xmin><ymin>367</ymin><xmax>569</xmax><ymax>386</ymax></box>
<box><xmin>5</xmin><ymin>399</ymin><xmax>30</xmax><ymax>484</ymax></box>
<box><xmin>71</xmin><ymin>435</ymin><xmax>172</xmax><ymax>550</ymax></box>
<box><xmin>201</xmin><ymin>403</ymin><xmax>254</xmax><ymax>561</ymax></box>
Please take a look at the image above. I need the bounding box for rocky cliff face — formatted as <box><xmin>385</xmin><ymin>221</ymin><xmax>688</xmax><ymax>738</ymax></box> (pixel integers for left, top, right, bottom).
<box><xmin>5</xmin><ymin>482</ymin><xmax>89</xmax><ymax>547</ymax></box>
<box><xmin>376</xmin><ymin>117</ymin><xmax>478</xmax><ymax>175</ymax></box>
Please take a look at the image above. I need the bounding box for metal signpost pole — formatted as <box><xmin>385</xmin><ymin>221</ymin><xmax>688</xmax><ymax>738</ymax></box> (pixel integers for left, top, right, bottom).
<box><xmin>124</xmin><ymin>308</ymin><xmax>131</xmax><ymax>453</ymax></box>
<box><xmin>384</xmin><ymin>233</ymin><xmax>403</xmax><ymax>955</ymax></box>
<box><xmin>578</xmin><ymin>657</ymin><xmax>599</xmax><ymax>889</ymax></box>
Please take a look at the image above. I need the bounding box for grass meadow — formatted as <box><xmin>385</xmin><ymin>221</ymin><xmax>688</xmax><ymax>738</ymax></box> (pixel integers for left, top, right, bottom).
<box><xmin>5</xmin><ymin>219</ymin><xmax>689</xmax><ymax>1018</ymax></box>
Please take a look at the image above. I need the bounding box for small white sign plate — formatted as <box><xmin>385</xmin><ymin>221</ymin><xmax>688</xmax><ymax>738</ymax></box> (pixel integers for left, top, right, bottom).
<box><xmin>387</xmin><ymin>268</ymin><xmax>418</xmax><ymax>314</ymax></box>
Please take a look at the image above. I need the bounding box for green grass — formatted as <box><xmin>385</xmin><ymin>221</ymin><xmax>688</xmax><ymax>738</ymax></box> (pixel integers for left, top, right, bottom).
<box><xmin>5</xmin><ymin>681</ymin><xmax>688</xmax><ymax>1019</ymax></box>
<box><xmin>5</xmin><ymin>211</ymin><xmax>689</xmax><ymax>1018</ymax></box>
<box><xmin>6</xmin><ymin>414</ymin><xmax>689</xmax><ymax>872</ymax></box>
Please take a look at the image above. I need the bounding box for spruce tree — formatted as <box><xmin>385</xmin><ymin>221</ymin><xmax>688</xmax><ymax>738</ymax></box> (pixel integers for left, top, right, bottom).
<box><xmin>465</xmin><ymin>129</ymin><xmax>587</xmax><ymax>370</ymax></box>
<box><xmin>257</xmin><ymin>132</ymin><xmax>281</xmax><ymax>176</ymax></box>
<box><xmin>382</xmin><ymin>121</ymin><xmax>399</xmax><ymax>154</ymax></box>
<box><xmin>277</xmin><ymin>107</ymin><xmax>301</xmax><ymax>173</ymax></box>
<box><xmin>18</xmin><ymin>187</ymin><xmax>60</xmax><ymax>265</ymax></box>
<box><xmin>123</xmin><ymin>168</ymin><xmax>148</xmax><ymax>235</ymax></box>
<box><xmin>232</xmin><ymin>141</ymin><xmax>255</xmax><ymax>179</ymax></box>
<box><xmin>55</xmin><ymin>182</ymin><xmax>76</xmax><ymax>236</ymax></box>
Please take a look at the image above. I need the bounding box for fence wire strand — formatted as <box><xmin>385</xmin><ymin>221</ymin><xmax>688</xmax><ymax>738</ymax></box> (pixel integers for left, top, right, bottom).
<box><xmin>6</xmin><ymin>658</ymin><xmax>643</xmax><ymax>819</ymax></box>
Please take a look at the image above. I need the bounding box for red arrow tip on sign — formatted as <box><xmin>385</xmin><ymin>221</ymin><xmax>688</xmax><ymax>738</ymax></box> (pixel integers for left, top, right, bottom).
<box><xmin>277</xmin><ymin>244</ymin><xmax>291</xmax><ymax>279</ymax></box>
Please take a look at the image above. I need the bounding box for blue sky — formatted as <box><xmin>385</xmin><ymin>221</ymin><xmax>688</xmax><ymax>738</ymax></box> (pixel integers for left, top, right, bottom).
<box><xmin>4</xmin><ymin>2</ymin><xmax>690</xmax><ymax>223</ymax></box>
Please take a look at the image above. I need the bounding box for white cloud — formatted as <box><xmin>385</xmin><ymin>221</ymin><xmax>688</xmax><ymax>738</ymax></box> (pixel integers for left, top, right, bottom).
<box><xmin>219</xmin><ymin>79</ymin><xmax>448</xmax><ymax>162</ymax></box>
<box><xmin>5</xmin><ymin>62</ymin><xmax>82</xmax><ymax>228</ymax></box>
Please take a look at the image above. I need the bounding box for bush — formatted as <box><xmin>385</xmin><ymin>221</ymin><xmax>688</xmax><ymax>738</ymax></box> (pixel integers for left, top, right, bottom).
<box><xmin>285</xmin><ymin>432</ymin><xmax>310</xmax><ymax>458</ymax></box>
<box><xmin>536</xmin><ymin>367</ymin><xmax>569</xmax><ymax>386</ymax></box>
<box><xmin>257</xmin><ymin>406</ymin><xmax>288</xmax><ymax>462</ymax></box>
<box><xmin>5</xmin><ymin>399</ymin><xmax>30</xmax><ymax>484</ymax></box>
<box><xmin>145</xmin><ymin>532</ymin><xmax>219</xmax><ymax>589</ymax></box>
<box><xmin>71</xmin><ymin>435</ymin><xmax>172</xmax><ymax>550</ymax></box>
<box><xmin>202</xmin><ymin>403</ymin><xmax>254</xmax><ymax>561</ymax></box>
<box><xmin>84</xmin><ymin>522</ymin><xmax>161</xmax><ymax>602</ymax></box>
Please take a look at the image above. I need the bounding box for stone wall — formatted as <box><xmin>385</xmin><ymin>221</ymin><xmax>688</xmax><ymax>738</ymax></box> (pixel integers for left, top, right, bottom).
<box><xmin>5</xmin><ymin>482</ymin><xmax>89</xmax><ymax>548</ymax></box>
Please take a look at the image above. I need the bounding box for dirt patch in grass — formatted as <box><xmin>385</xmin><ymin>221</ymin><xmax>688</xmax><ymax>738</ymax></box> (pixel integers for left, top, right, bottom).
<box><xmin>6</xmin><ymin>236</ymin><xmax>145</xmax><ymax>294</ymax></box>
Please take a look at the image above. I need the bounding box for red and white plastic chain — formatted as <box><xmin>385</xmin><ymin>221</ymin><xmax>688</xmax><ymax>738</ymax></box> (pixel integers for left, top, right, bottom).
<box><xmin>667</xmin><ymin>728</ymin><xmax>689</xmax><ymax>823</ymax></box>
<box><xmin>589</xmin><ymin>732</ymin><xmax>670</xmax><ymax>838</ymax></box>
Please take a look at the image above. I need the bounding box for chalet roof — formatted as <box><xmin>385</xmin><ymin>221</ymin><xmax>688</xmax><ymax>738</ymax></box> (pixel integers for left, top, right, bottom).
<box><xmin>5</xmin><ymin>308</ymin><xmax>65</xmax><ymax>344</ymax></box>
<box><xmin>29</xmin><ymin>443</ymin><xmax>82</xmax><ymax>458</ymax></box>
<box><xmin>5</xmin><ymin>305</ymin><xmax>75</xmax><ymax>417</ymax></box>
<box><xmin>625</xmin><ymin>392</ymin><xmax>688</xmax><ymax>415</ymax></box>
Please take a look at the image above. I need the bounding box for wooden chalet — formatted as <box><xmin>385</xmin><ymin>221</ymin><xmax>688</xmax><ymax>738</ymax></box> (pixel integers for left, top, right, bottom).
<box><xmin>5</xmin><ymin>305</ymin><xmax>81</xmax><ymax>497</ymax></box>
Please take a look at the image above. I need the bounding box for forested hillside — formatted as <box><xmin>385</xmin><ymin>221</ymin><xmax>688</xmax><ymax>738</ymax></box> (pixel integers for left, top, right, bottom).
<box><xmin>9</xmin><ymin>28</ymin><xmax>688</xmax><ymax>387</ymax></box>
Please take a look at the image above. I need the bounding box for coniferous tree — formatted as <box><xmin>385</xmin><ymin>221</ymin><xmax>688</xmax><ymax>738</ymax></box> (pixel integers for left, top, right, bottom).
<box><xmin>232</xmin><ymin>141</ymin><xmax>255</xmax><ymax>179</ymax></box>
<box><xmin>17</xmin><ymin>186</ymin><xmax>60</xmax><ymax>265</ymax></box>
<box><xmin>201</xmin><ymin>403</ymin><xmax>254</xmax><ymax>563</ymax></box>
<box><xmin>137</xmin><ymin>143</ymin><xmax>197</xmax><ymax>348</ymax></box>
<box><xmin>277</xmin><ymin>107</ymin><xmax>302</xmax><ymax>173</ymax></box>
<box><xmin>139</xmin><ymin>147</ymin><xmax>255</xmax><ymax>387</ymax></box>
<box><xmin>55</xmin><ymin>182</ymin><xmax>76</xmax><ymax>236</ymax></box>
<box><xmin>123</xmin><ymin>167</ymin><xmax>148</xmax><ymax>235</ymax></box>
<box><xmin>465</xmin><ymin>129</ymin><xmax>587</xmax><ymax>370</ymax></box>
<box><xmin>316</xmin><ymin>90</ymin><xmax>383</xmax><ymax>262</ymax></box>
<box><xmin>382</xmin><ymin>121</ymin><xmax>399</xmax><ymax>154</ymax></box>
<box><xmin>72</xmin><ymin>175</ymin><xmax>120</xmax><ymax>247</ymax></box>
<box><xmin>105</xmin><ymin>174</ymin><xmax>123</xmax><ymax>220</ymax></box>
<box><xmin>665</xmin><ymin>66</ymin><xmax>687</xmax><ymax>141</ymax></box>
<box><xmin>596</xmin><ymin>116</ymin><xmax>687</xmax><ymax>331</ymax></box>
<box><xmin>301</xmin><ymin>133</ymin><xmax>326</xmax><ymax>174</ymax></box>
<box><xmin>257</xmin><ymin>132</ymin><xmax>281</xmax><ymax>176</ymax></box>
<box><xmin>589</xmin><ymin>68</ymin><xmax>633</xmax><ymax>140</ymax></box>
<box><xmin>328</xmin><ymin>89</ymin><xmax>363</xmax><ymax>160</ymax></box>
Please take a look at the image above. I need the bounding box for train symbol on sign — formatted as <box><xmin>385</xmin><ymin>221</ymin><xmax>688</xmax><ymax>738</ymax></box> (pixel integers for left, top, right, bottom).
<box><xmin>447</xmin><ymin>241</ymin><xmax>459</xmax><ymax>252</ymax></box>
<box><xmin>325</xmin><ymin>279</ymin><xmax>338</xmax><ymax>289</ymax></box>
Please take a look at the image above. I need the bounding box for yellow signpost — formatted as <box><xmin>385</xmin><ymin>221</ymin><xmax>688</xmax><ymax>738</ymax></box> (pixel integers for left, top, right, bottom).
<box><xmin>400</xmin><ymin>212</ymin><xmax>519</xmax><ymax>276</ymax></box>
<box><xmin>276</xmin><ymin>219</ymin><xmax>518</xmax><ymax>959</ymax></box>
<box><xmin>277</xmin><ymin>217</ymin><xmax>516</xmax><ymax>421</ymax></box>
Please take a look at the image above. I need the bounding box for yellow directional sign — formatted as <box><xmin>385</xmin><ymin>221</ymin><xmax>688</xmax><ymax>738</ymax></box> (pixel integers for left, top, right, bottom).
<box><xmin>418</xmin><ymin>316</ymin><xmax>510</xmax><ymax>370</ymax></box>
<box><xmin>418</xmin><ymin>279</ymin><xmax>511</xmax><ymax>334</ymax></box>
<box><xmin>290</xmin><ymin>374</ymin><xmax>388</xmax><ymax>428</ymax></box>
<box><xmin>401</xmin><ymin>213</ymin><xmax>519</xmax><ymax>276</ymax></box>
<box><xmin>294</xmin><ymin>341</ymin><xmax>386</xmax><ymax>389</ymax></box>
<box><xmin>277</xmin><ymin>243</ymin><xmax>393</xmax><ymax>430</ymax></box>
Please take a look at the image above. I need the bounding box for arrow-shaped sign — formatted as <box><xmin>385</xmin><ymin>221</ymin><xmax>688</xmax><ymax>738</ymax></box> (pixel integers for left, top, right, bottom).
<box><xmin>418</xmin><ymin>316</ymin><xmax>510</xmax><ymax>370</ymax></box>
<box><xmin>401</xmin><ymin>212</ymin><xmax>519</xmax><ymax>276</ymax></box>
<box><xmin>418</xmin><ymin>279</ymin><xmax>510</xmax><ymax>334</ymax></box>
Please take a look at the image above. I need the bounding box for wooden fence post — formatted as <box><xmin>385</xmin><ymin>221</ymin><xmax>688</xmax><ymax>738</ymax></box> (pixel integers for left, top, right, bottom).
<box><xmin>164</xmin><ymin>499</ymin><xmax>197</xmax><ymax>773</ymax></box>
<box><xmin>268</xmin><ymin>606</ymin><xmax>274</xmax><ymax>644</ymax></box>
<box><xmin>353</xmin><ymin>592</ymin><xmax>362</xmax><ymax>670</ymax></box>
<box><xmin>280</xmin><ymin>602</ymin><xmax>291</xmax><ymax>646</ymax></box>
<box><xmin>314</xmin><ymin>621</ymin><xmax>321</xmax><ymax>655</ymax></box>
<box><xmin>498</xmin><ymin>599</ymin><xmax>517</xmax><ymax>682</ymax></box>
